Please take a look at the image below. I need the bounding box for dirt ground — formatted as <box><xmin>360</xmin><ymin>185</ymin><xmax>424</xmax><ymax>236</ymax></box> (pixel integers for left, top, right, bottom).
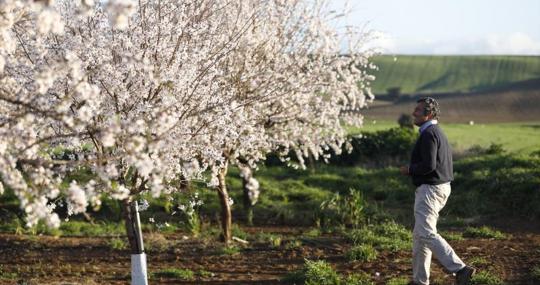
<box><xmin>0</xmin><ymin>227</ymin><xmax>539</xmax><ymax>285</ymax></box>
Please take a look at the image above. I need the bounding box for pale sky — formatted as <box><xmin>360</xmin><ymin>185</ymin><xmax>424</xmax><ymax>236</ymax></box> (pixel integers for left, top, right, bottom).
<box><xmin>329</xmin><ymin>0</ymin><xmax>540</xmax><ymax>55</ymax></box>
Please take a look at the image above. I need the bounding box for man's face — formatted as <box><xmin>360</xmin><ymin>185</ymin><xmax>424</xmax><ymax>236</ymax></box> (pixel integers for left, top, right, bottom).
<box><xmin>412</xmin><ymin>102</ymin><xmax>432</xmax><ymax>126</ymax></box>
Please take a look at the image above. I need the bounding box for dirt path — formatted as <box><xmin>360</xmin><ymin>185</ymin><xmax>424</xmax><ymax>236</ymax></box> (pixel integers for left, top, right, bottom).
<box><xmin>0</xmin><ymin>229</ymin><xmax>538</xmax><ymax>285</ymax></box>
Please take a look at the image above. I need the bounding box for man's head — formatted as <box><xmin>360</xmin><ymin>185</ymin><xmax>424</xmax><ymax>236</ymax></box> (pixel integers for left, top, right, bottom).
<box><xmin>412</xmin><ymin>97</ymin><xmax>440</xmax><ymax>126</ymax></box>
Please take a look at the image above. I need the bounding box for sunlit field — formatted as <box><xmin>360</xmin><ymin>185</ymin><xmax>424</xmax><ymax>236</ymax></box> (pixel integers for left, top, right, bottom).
<box><xmin>348</xmin><ymin>121</ymin><xmax>540</xmax><ymax>154</ymax></box>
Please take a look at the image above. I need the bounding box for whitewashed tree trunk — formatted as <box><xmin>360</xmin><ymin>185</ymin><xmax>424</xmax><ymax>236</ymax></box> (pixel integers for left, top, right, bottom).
<box><xmin>122</xmin><ymin>200</ymin><xmax>147</xmax><ymax>285</ymax></box>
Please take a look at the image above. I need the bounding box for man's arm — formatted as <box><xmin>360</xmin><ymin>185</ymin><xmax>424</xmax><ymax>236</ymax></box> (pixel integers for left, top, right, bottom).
<box><xmin>409</xmin><ymin>132</ymin><xmax>438</xmax><ymax>175</ymax></box>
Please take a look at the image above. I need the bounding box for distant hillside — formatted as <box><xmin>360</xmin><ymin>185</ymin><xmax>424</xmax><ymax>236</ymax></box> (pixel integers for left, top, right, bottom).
<box><xmin>362</xmin><ymin>87</ymin><xmax>540</xmax><ymax>123</ymax></box>
<box><xmin>369</xmin><ymin>55</ymin><xmax>540</xmax><ymax>95</ymax></box>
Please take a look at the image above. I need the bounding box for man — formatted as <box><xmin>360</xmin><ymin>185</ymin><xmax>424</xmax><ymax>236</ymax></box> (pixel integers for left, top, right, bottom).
<box><xmin>400</xmin><ymin>97</ymin><xmax>476</xmax><ymax>285</ymax></box>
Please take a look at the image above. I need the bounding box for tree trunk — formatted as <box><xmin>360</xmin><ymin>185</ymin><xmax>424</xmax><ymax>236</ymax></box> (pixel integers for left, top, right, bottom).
<box><xmin>121</xmin><ymin>199</ymin><xmax>140</xmax><ymax>253</ymax></box>
<box><xmin>121</xmin><ymin>199</ymin><xmax>148</xmax><ymax>285</ymax></box>
<box><xmin>216</xmin><ymin>162</ymin><xmax>232</xmax><ymax>244</ymax></box>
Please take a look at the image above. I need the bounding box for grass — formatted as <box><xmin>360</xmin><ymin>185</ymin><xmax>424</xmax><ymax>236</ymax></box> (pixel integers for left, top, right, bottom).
<box><xmin>463</xmin><ymin>226</ymin><xmax>507</xmax><ymax>240</ymax></box>
<box><xmin>285</xmin><ymin>239</ymin><xmax>303</xmax><ymax>250</ymax></box>
<box><xmin>531</xmin><ymin>265</ymin><xmax>540</xmax><ymax>282</ymax></box>
<box><xmin>346</xmin><ymin>244</ymin><xmax>378</xmax><ymax>262</ymax></box>
<box><xmin>108</xmin><ymin>238</ymin><xmax>128</xmax><ymax>250</ymax></box>
<box><xmin>59</xmin><ymin>220</ymin><xmax>125</xmax><ymax>236</ymax></box>
<box><xmin>349</xmin><ymin>121</ymin><xmax>540</xmax><ymax>154</ymax></box>
<box><xmin>385</xmin><ymin>276</ymin><xmax>409</xmax><ymax>285</ymax></box>
<box><xmin>468</xmin><ymin>257</ymin><xmax>490</xmax><ymax>267</ymax></box>
<box><xmin>0</xmin><ymin>265</ymin><xmax>18</xmax><ymax>280</ymax></box>
<box><xmin>215</xmin><ymin>245</ymin><xmax>241</xmax><ymax>255</ymax></box>
<box><xmin>196</xmin><ymin>269</ymin><xmax>214</xmax><ymax>278</ymax></box>
<box><xmin>440</xmin><ymin>231</ymin><xmax>464</xmax><ymax>241</ymax></box>
<box><xmin>470</xmin><ymin>271</ymin><xmax>504</xmax><ymax>285</ymax></box>
<box><xmin>370</xmin><ymin>55</ymin><xmax>540</xmax><ymax>95</ymax></box>
<box><xmin>255</xmin><ymin>233</ymin><xmax>282</xmax><ymax>247</ymax></box>
<box><xmin>144</xmin><ymin>232</ymin><xmax>174</xmax><ymax>252</ymax></box>
<box><xmin>346</xmin><ymin>221</ymin><xmax>412</xmax><ymax>252</ymax></box>
<box><xmin>152</xmin><ymin>268</ymin><xmax>194</xmax><ymax>280</ymax></box>
<box><xmin>283</xmin><ymin>259</ymin><xmax>374</xmax><ymax>285</ymax></box>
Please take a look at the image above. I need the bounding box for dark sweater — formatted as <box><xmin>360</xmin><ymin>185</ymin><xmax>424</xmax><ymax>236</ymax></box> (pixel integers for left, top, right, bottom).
<box><xmin>409</xmin><ymin>124</ymin><xmax>453</xmax><ymax>187</ymax></box>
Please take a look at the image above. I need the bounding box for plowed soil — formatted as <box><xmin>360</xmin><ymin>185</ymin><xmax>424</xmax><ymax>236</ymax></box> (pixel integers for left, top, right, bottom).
<box><xmin>0</xmin><ymin>227</ymin><xmax>539</xmax><ymax>285</ymax></box>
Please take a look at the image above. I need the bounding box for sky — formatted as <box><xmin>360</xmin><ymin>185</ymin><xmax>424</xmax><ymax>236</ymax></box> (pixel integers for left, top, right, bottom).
<box><xmin>328</xmin><ymin>0</ymin><xmax>540</xmax><ymax>55</ymax></box>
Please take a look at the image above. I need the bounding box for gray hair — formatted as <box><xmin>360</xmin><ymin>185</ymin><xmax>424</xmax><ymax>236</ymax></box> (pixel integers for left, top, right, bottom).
<box><xmin>417</xmin><ymin>97</ymin><xmax>440</xmax><ymax>119</ymax></box>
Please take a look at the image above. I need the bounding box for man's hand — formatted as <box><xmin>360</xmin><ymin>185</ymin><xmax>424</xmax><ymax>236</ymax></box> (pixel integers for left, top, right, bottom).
<box><xmin>400</xmin><ymin>166</ymin><xmax>410</xmax><ymax>176</ymax></box>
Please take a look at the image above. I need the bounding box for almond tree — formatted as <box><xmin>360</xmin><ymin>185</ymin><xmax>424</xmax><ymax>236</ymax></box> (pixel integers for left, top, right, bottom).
<box><xmin>209</xmin><ymin>0</ymin><xmax>377</xmax><ymax>243</ymax></box>
<box><xmin>0</xmin><ymin>0</ymin><xmax>378</xmax><ymax>282</ymax></box>
<box><xmin>0</xmin><ymin>0</ymin><xmax>268</xmax><ymax>283</ymax></box>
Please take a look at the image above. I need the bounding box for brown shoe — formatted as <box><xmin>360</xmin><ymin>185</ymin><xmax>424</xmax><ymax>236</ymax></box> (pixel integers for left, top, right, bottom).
<box><xmin>455</xmin><ymin>266</ymin><xmax>476</xmax><ymax>285</ymax></box>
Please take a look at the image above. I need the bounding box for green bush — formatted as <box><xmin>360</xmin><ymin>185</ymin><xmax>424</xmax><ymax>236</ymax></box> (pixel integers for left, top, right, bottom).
<box><xmin>319</xmin><ymin>188</ymin><xmax>365</xmax><ymax>229</ymax></box>
<box><xmin>397</xmin><ymin>114</ymin><xmax>414</xmax><ymax>129</ymax></box>
<box><xmin>346</xmin><ymin>244</ymin><xmax>378</xmax><ymax>262</ymax></box>
<box><xmin>283</xmin><ymin>259</ymin><xmax>341</xmax><ymax>285</ymax></box>
<box><xmin>463</xmin><ymin>226</ymin><xmax>506</xmax><ymax>240</ymax></box>
<box><xmin>330</xmin><ymin>127</ymin><xmax>417</xmax><ymax>166</ymax></box>
<box><xmin>450</xmin><ymin>154</ymin><xmax>540</xmax><ymax>220</ymax></box>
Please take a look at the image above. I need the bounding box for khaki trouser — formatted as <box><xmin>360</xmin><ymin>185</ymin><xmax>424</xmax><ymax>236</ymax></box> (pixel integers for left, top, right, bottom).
<box><xmin>413</xmin><ymin>183</ymin><xmax>465</xmax><ymax>285</ymax></box>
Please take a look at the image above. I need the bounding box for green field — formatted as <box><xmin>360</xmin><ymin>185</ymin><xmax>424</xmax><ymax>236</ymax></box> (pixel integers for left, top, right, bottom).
<box><xmin>348</xmin><ymin>121</ymin><xmax>540</xmax><ymax>154</ymax></box>
<box><xmin>369</xmin><ymin>55</ymin><xmax>540</xmax><ymax>94</ymax></box>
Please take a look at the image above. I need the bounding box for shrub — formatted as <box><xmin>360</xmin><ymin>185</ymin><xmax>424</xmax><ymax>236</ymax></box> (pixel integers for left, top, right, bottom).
<box><xmin>397</xmin><ymin>114</ymin><xmax>414</xmax><ymax>129</ymax></box>
<box><xmin>463</xmin><ymin>226</ymin><xmax>506</xmax><ymax>240</ymax></box>
<box><xmin>329</xmin><ymin>127</ymin><xmax>417</xmax><ymax>166</ymax></box>
<box><xmin>450</xmin><ymin>153</ymin><xmax>540</xmax><ymax>220</ymax></box>
<box><xmin>319</xmin><ymin>188</ymin><xmax>366</xmax><ymax>229</ymax></box>
<box><xmin>346</xmin><ymin>244</ymin><xmax>378</xmax><ymax>262</ymax></box>
<box><xmin>283</xmin><ymin>259</ymin><xmax>341</xmax><ymax>285</ymax></box>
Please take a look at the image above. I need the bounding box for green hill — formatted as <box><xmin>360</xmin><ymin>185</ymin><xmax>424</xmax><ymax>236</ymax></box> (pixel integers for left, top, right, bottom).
<box><xmin>369</xmin><ymin>55</ymin><xmax>540</xmax><ymax>95</ymax></box>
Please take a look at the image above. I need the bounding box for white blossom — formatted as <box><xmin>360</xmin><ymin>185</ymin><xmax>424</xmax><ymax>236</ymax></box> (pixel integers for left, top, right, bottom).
<box><xmin>0</xmin><ymin>0</ymin><xmax>376</xmax><ymax>229</ymax></box>
<box><xmin>37</xmin><ymin>9</ymin><xmax>64</xmax><ymax>34</ymax></box>
<box><xmin>67</xmin><ymin>181</ymin><xmax>87</xmax><ymax>215</ymax></box>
